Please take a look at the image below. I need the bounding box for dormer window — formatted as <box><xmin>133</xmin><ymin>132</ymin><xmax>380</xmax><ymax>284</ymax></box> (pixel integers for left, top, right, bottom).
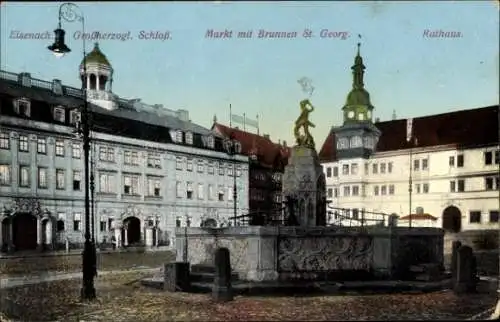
<box><xmin>207</xmin><ymin>135</ymin><xmax>215</xmax><ymax>149</ymax></box>
<box><xmin>176</xmin><ymin>130</ymin><xmax>183</xmax><ymax>143</ymax></box>
<box><xmin>53</xmin><ymin>106</ymin><xmax>65</xmax><ymax>123</ymax></box>
<box><xmin>185</xmin><ymin>132</ymin><xmax>193</xmax><ymax>145</ymax></box>
<box><xmin>13</xmin><ymin>98</ymin><xmax>31</xmax><ymax>117</ymax></box>
<box><xmin>70</xmin><ymin>109</ymin><xmax>81</xmax><ymax>124</ymax></box>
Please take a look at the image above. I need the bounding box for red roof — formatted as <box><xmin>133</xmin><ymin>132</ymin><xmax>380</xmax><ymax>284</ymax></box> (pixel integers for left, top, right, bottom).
<box><xmin>212</xmin><ymin>123</ymin><xmax>291</xmax><ymax>169</ymax></box>
<box><xmin>400</xmin><ymin>213</ymin><xmax>438</xmax><ymax>221</ymax></box>
<box><xmin>319</xmin><ymin>105</ymin><xmax>499</xmax><ymax>162</ymax></box>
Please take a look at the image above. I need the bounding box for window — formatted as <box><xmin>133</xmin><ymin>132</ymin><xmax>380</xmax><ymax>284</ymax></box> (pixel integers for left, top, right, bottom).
<box><xmin>131</xmin><ymin>152</ymin><xmax>139</xmax><ymax>165</ymax></box>
<box><xmin>380</xmin><ymin>163</ymin><xmax>386</xmax><ymax>174</ymax></box>
<box><xmin>186</xmin><ymin>217</ymin><xmax>191</xmax><ymax>227</ymax></box>
<box><xmin>56</xmin><ymin>169</ymin><xmax>65</xmax><ymax>190</ymax></box>
<box><xmin>352</xmin><ymin>209</ymin><xmax>359</xmax><ymax>220</ymax></box>
<box><xmin>147</xmin><ymin>153</ymin><xmax>161</xmax><ymax>168</ymax></box>
<box><xmin>469</xmin><ymin>211</ymin><xmax>481</xmax><ymax>223</ymax></box>
<box><xmin>70</xmin><ymin>110</ymin><xmax>81</xmax><ymax>124</ymax></box>
<box><xmin>415</xmin><ymin>183</ymin><xmax>421</xmax><ymax>194</ymax></box>
<box><xmin>198</xmin><ymin>183</ymin><xmax>204</xmax><ymax>199</ymax></box>
<box><xmin>99</xmin><ymin>173</ymin><xmax>115</xmax><ymax>193</ymax></box>
<box><xmin>100</xmin><ymin>221</ymin><xmax>106</xmax><ymax>232</ymax></box>
<box><xmin>187</xmin><ymin>159</ymin><xmax>193</xmax><ymax>171</ymax></box>
<box><xmin>208</xmin><ymin>184</ymin><xmax>214</xmax><ymax>200</ymax></box>
<box><xmin>352</xmin><ymin>185</ymin><xmax>359</xmax><ymax>196</ymax></box>
<box><xmin>372</xmin><ymin>164</ymin><xmax>378</xmax><ymax>174</ymax></box>
<box><xmin>334</xmin><ymin>188</ymin><xmax>338</xmax><ymax>197</ymax></box>
<box><xmin>236</xmin><ymin>166</ymin><xmax>242</xmax><ymax>177</ymax></box>
<box><xmin>72</xmin><ymin>143</ymin><xmax>81</xmax><ymax>158</ymax></box>
<box><xmin>0</xmin><ymin>132</ymin><xmax>10</xmax><ymax>149</ymax></box>
<box><xmin>186</xmin><ymin>182</ymin><xmax>193</xmax><ymax>199</ymax></box>
<box><xmin>457</xmin><ymin>154</ymin><xmax>464</xmax><ymax>167</ymax></box>
<box><xmin>108</xmin><ymin>218</ymin><xmax>114</xmax><ymax>231</ymax></box>
<box><xmin>343</xmin><ymin>186</ymin><xmax>350</xmax><ymax>197</ymax></box>
<box><xmin>53</xmin><ymin>107</ymin><xmax>65</xmax><ymax>122</ymax></box>
<box><xmin>99</xmin><ymin>147</ymin><xmax>114</xmax><ymax>162</ymax></box>
<box><xmin>0</xmin><ymin>165</ymin><xmax>11</xmax><ymax>185</ymax></box>
<box><xmin>342</xmin><ymin>164</ymin><xmax>349</xmax><ymax>175</ymax></box>
<box><xmin>14</xmin><ymin>98</ymin><xmax>31</xmax><ymax>117</ymax></box>
<box><xmin>413</xmin><ymin>159</ymin><xmax>420</xmax><ymax>171</ymax></box>
<box><xmin>422</xmin><ymin>159</ymin><xmax>429</xmax><ymax>170</ymax></box>
<box><xmin>423</xmin><ymin>183</ymin><xmax>429</xmax><ymax>193</ymax></box>
<box><xmin>496</xmin><ymin>151</ymin><xmax>500</xmax><ymax>164</ymax></box>
<box><xmin>327</xmin><ymin>188</ymin><xmax>333</xmax><ymax>198</ymax></box>
<box><xmin>374</xmin><ymin>186</ymin><xmax>379</xmax><ymax>196</ymax></box>
<box><xmin>485</xmin><ymin>151</ymin><xmax>494</xmax><ymax>165</ymax></box>
<box><xmin>381</xmin><ymin>185</ymin><xmax>387</xmax><ymax>195</ymax></box>
<box><xmin>124</xmin><ymin>151</ymin><xmax>139</xmax><ymax>165</ymax></box>
<box><xmin>218</xmin><ymin>163</ymin><xmax>224</xmax><ymax>175</ymax></box>
<box><xmin>57</xmin><ymin>213</ymin><xmax>65</xmax><ymax>232</ymax></box>
<box><xmin>449</xmin><ymin>156</ymin><xmax>455</xmax><ymax>167</ymax></box>
<box><xmin>333</xmin><ymin>167</ymin><xmax>338</xmax><ymax>177</ymax></box>
<box><xmin>123</xmin><ymin>175</ymin><xmax>139</xmax><ymax>195</ymax></box>
<box><xmin>351</xmin><ymin>163</ymin><xmax>358</xmax><ymax>175</ymax></box>
<box><xmin>73</xmin><ymin>213</ymin><xmax>81</xmax><ymax>231</ymax></box>
<box><xmin>19</xmin><ymin>165</ymin><xmax>30</xmax><ymax>187</ymax></box>
<box><xmin>38</xmin><ymin>167</ymin><xmax>47</xmax><ymax>188</ymax></box>
<box><xmin>73</xmin><ymin>171</ymin><xmax>81</xmax><ymax>190</ymax></box>
<box><xmin>208</xmin><ymin>162</ymin><xmax>214</xmax><ymax>174</ymax></box>
<box><xmin>19</xmin><ymin>135</ymin><xmax>29</xmax><ymax>152</ymax></box>
<box><xmin>176</xmin><ymin>130</ymin><xmax>183</xmax><ymax>143</ymax></box>
<box><xmin>457</xmin><ymin>179</ymin><xmax>465</xmax><ymax>192</ymax></box>
<box><xmin>387</xmin><ymin>162</ymin><xmax>393</xmax><ymax>173</ymax></box>
<box><xmin>185</xmin><ymin>132</ymin><xmax>193</xmax><ymax>145</ymax></box>
<box><xmin>176</xmin><ymin>217</ymin><xmax>181</xmax><ymax>227</ymax></box>
<box><xmin>485</xmin><ymin>177</ymin><xmax>495</xmax><ymax>190</ymax></box>
<box><xmin>489</xmin><ymin>211</ymin><xmax>499</xmax><ymax>223</ymax></box>
<box><xmin>228</xmin><ymin>165</ymin><xmax>234</xmax><ymax>176</ymax></box>
<box><xmin>176</xmin><ymin>181</ymin><xmax>183</xmax><ymax>198</ymax></box>
<box><xmin>364</xmin><ymin>163</ymin><xmax>369</xmax><ymax>175</ymax></box>
<box><xmin>326</xmin><ymin>167</ymin><xmax>332</xmax><ymax>177</ymax></box>
<box><xmin>197</xmin><ymin>160</ymin><xmax>204</xmax><ymax>173</ymax></box>
<box><xmin>55</xmin><ymin>140</ymin><xmax>65</xmax><ymax>157</ymax></box>
<box><xmin>176</xmin><ymin>157</ymin><xmax>183</xmax><ymax>170</ymax></box>
<box><xmin>218</xmin><ymin>186</ymin><xmax>224</xmax><ymax>201</ymax></box>
<box><xmin>147</xmin><ymin>177</ymin><xmax>161</xmax><ymax>197</ymax></box>
<box><xmin>206</xmin><ymin>136</ymin><xmax>214</xmax><ymax>148</ymax></box>
<box><xmin>389</xmin><ymin>184</ymin><xmax>395</xmax><ymax>195</ymax></box>
<box><xmin>37</xmin><ymin>137</ymin><xmax>47</xmax><ymax>154</ymax></box>
<box><xmin>227</xmin><ymin>186</ymin><xmax>233</xmax><ymax>201</ymax></box>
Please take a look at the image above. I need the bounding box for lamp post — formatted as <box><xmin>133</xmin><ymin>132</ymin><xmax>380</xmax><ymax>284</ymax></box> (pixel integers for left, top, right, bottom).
<box><xmin>47</xmin><ymin>2</ymin><xmax>96</xmax><ymax>300</ymax></box>
<box><xmin>223</xmin><ymin>135</ymin><xmax>241</xmax><ymax>226</ymax></box>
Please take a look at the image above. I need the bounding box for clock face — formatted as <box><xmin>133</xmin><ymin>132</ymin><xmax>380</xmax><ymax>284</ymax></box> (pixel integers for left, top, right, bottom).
<box><xmin>348</xmin><ymin>111</ymin><xmax>355</xmax><ymax>118</ymax></box>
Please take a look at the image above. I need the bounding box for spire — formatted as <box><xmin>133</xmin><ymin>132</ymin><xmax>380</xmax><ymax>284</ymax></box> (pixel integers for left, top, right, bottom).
<box><xmin>351</xmin><ymin>40</ymin><xmax>365</xmax><ymax>89</ymax></box>
<box><xmin>392</xmin><ymin>110</ymin><xmax>397</xmax><ymax>120</ymax></box>
<box><xmin>213</xmin><ymin>114</ymin><xmax>217</xmax><ymax>124</ymax></box>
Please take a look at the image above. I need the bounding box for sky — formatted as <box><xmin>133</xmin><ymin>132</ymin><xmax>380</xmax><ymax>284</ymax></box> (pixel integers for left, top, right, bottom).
<box><xmin>0</xmin><ymin>1</ymin><xmax>498</xmax><ymax>149</ymax></box>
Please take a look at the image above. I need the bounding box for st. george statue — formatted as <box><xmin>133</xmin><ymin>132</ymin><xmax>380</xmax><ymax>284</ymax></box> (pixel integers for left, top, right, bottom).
<box><xmin>293</xmin><ymin>98</ymin><xmax>315</xmax><ymax>148</ymax></box>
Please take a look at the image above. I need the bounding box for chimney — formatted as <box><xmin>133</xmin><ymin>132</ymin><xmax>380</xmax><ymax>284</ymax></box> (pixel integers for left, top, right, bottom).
<box><xmin>176</xmin><ymin>109</ymin><xmax>189</xmax><ymax>122</ymax></box>
<box><xmin>263</xmin><ymin>134</ymin><xmax>270</xmax><ymax>140</ymax></box>
<box><xmin>282</xmin><ymin>140</ymin><xmax>287</xmax><ymax>147</ymax></box>
<box><xmin>18</xmin><ymin>72</ymin><xmax>31</xmax><ymax>87</ymax></box>
<box><xmin>416</xmin><ymin>207</ymin><xmax>424</xmax><ymax>215</ymax></box>
<box><xmin>375</xmin><ymin>117</ymin><xmax>380</xmax><ymax>123</ymax></box>
<box><xmin>52</xmin><ymin>79</ymin><xmax>63</xmax><ymax>95</ymax></box>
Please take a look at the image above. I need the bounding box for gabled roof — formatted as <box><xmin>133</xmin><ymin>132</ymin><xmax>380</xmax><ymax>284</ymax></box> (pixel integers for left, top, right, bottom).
<box><xmin>212</xmin><ymin>123</ymin><xmax>291</xmax><ymax>169</ymax></box>
<box><xmin>318</xmin><ymin>105</ymin><xmax>499</xmax><ymax>163</ymax></box>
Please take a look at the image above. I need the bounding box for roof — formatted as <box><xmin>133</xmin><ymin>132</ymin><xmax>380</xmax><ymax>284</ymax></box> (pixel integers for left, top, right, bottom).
<box><xmin>0</xmin><ymin>74</ymin><xmax>227</xmax><ymax>154</ymax></box>
<box><xmin>212</xmin><ymin>123</ymin><xmax>291</xmax><ymax>169</ymax></box>
<box><xmin>400</xmin><ymin>213</ymin><xmax>438</xmax><ymax>221</ymax></box>
<box><xmin>319</xmin><ymin>105</ymin><xmax>499</xmax><ymax>162</ymax></box>
<box><xmin>81</xmin><ymin>43</ymin><xmax>111</xmax><ymax>67</ymax></box>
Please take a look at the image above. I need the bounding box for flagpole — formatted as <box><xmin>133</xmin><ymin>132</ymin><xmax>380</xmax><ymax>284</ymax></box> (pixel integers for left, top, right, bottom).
<box><xmin>229</xmin><ymin>103</ymin><xmax>232</xmax><ymax>128</ymax></box>
<box><xmin>409</xmin><ymin>139</ymin><xmax>413</xmax><ymax>229</ymax></box>
<box><xmin>256</xmin><ymin>114</ymin><xmax>260</xmax><ymax>135</ymax></box>
<box><xmin>243</xmin><ymin>113</ymin><xmax>246</xmax><ymax>131</ymax></box>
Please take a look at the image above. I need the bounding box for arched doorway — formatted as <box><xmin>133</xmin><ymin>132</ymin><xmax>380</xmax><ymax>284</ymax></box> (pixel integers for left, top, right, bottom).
<box><xmin>12</xmin><ymin>213</ymin><xmax>38</xmax><ymax>251</ymax></box>
<box><xmin>122</xmin><ymin>216</ymin><xmax>141</xmax><ymax>246</ymax></box>
<box><xmin>442</xmin><ymin>206</ymin><xmax>462</xmax><ymax>233</ymax></box>
<box><xmin>201</xmin><ymin>218</ymin><xmax>217</xmax><ymax>228</ymax></box>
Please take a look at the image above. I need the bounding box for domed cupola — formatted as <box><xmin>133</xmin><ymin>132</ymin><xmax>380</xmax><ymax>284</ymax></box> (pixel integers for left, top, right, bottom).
<box><xmin>342</xmin><ymin>43</ymin><xmax>374</xmax><ymax>124</ymax></box>
<box><xmin>79</xmin><ymin>42</ymin><xmax>117</xmax><ymax>110</ymax></box>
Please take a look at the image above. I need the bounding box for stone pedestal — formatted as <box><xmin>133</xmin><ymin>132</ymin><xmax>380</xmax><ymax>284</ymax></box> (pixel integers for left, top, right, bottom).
<box><xmin>164</xmin><ymin>262</ymin><xmax>190</xmax><ymax>292</ymax></box>
<box><xmin>212</xmin><ymin>247</ymin><xmax>233</xmax><ymax>302</ymax></box>
<box><xmin>282</xmin><ymin>146</ymin><xmax>326</xmax><ymax>227</ymax></box>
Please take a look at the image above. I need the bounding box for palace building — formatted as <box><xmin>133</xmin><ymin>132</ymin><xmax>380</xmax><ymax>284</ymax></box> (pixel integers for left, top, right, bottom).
<box><xmin>319</xmin><ymin>44</ymin><xmax>499</xmax><ymax>232</ymax></box>
<box><xmin>0</xmin><ymin>43</ymin><xmax>249</xmax><ymax>252</ymax></box>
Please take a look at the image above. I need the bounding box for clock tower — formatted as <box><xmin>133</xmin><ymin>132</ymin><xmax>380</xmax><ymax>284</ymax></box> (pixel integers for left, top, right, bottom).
<box><xmin>332</xmin><ymin>42</ymin><xmax>381</xmax><ymax>160</ymax></box>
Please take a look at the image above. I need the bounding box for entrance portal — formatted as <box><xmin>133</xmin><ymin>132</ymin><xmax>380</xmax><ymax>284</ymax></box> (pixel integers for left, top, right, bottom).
<box><xmin>12</xmin><ymin>213</ymin><xmax>38</xmax><ymax>251</ymax></box>
<box><xmin>442</xmin><ymin>206</ymin><xmax>462</xmax><ymax>233</ymax></box>
<box><xmin>122</xmin><ymin>216</ymin><xmax>141</xmax><ymax>245</ymax></box>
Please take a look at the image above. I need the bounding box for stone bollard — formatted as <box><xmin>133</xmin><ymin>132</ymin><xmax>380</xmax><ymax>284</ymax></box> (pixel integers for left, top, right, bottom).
<box><xmin>164</xmin><ymin>262</ymin><xmax>190</xmax><ymax>292</ymax></box>
<box><xmin>453</xmin><ymin>245</ymin><xmax>477</xmax><ymax>294</ymax></box>
<box><xmin>212</xmin><ymin>247</ymin><xmax>234</xmax><ymax>302</ymax></box>
<box><xmin>450</xmin><ymin>240</ymin><xmax>462</xmax><ymax>282</ymax></box>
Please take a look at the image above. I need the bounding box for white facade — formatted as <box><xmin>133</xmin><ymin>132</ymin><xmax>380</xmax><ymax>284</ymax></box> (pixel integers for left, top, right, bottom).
<box><xmin>323</xmin><ymin>144</ymin><xmax>500</xmax><ymax>231</ymax></box>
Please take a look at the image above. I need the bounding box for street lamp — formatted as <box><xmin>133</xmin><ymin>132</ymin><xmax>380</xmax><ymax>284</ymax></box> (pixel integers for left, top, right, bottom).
<box><xmin>223</xmin><ymin>135</ymin><xmax>241</xmax><ymax>226</ymax></box>
<box><xmin>47</xmin><ymin>2</ymin><xmax>96</xmax><ymax>300</ymax></box>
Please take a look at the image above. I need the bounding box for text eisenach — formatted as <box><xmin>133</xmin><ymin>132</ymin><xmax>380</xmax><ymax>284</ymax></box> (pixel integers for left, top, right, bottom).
<box><xmin>10</xmin><ymin>30</ymin><xmax>172</xmax><ymax>41</ymax></box>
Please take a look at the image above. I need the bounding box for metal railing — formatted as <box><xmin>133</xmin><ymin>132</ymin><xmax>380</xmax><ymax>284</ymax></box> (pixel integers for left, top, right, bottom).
<box><xmin>327</xmin><ymin>206</ymin><xmax>391</xmax><ymax>227</ymax></box>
